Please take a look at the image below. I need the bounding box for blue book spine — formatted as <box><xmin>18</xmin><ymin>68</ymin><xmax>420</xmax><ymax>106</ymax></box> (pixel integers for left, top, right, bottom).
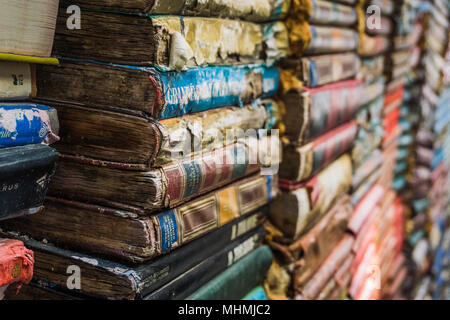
<box><xmin>156</xmin><ymin>65</ymin><xmax>280</xmax><ymax>119</ymax></box>
<box><xmin>0</xmin><ymin>103</ymin><xmax>55</xmax><ymax>148</ymax></box>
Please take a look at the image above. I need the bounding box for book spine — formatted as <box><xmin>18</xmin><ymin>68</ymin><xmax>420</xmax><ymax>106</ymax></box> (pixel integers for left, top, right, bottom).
<box><xmin>157</xmin><ymin>65</ymin><xmax>280</xmax><ymax>119</ymax></box>
<box><xmin>187</xmin><ymin>245</ymin><xmax>273</xmax><ymax>300</ymax></box>
<box><xmin>0</xmin><ymin>62</ymin><xmax>33</xmax><ymax>100</ymax></box>
<box><xmin>152</xmin><ymin>175</ymin><xmax>276</xmax><ymax>254</ymax></box>
<box><xmin>0</xmin><ymin>104</ymin><xmax>59</xmax><ymax>148</ymax></box>
<box><xmin>149</xmin><ymin>0</ymin><xmax>291</xmax><ymax>22</ymax></box>
<box><xmin>302</xmin><ymin>52</ymin><xmax>359</xmax><ymax>87</ymax></box>
<box><xmin>0</xmin><ymin>145</ymin><xmax>58</xmax><ymax>221</ymax></box>
<box><xmin>145</xmin><ymin>227</ymin><xmax>266</xmax><ymax>300</ymax></box>
<box><xmin>306</xmin><ymin>26</ymin><xmax>359</xmax><ymax>55</ymax></box>
<box><xmin>308</xmin><ymin>0</ymin><xmax>358</xmax><ymax>26</ymax></box>
<box><xmin>138</xmin><ymin>207</ymin><xmax>267</xmax><ymax>297</ymax></box>
<box><xmin>0</xmin><ymin>239</ymin><xmax>34</xmax><ymax>287</ymax></box>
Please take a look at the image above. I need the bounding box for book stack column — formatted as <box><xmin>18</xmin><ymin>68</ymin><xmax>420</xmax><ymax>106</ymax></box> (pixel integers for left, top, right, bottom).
<box><xmin>1</xmin><ymin>0</ymin><xmax>291</xmax><ymax>300</ymax></box>
<box><xmin>0</xmin><ymin>1</ymin><xmax>60</xmax><ymax>299</ymax></box>
<box><xmin>264</xmin><ymin>0</ymin><xmax>363</xmax><ymax>300</ymax></box>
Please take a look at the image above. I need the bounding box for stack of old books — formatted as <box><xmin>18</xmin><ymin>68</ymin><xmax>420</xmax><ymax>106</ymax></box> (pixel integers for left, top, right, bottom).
<box><xmin>265</xmin><ymin>0</ymin><xmax>362</xmax><ymax>300</ymax></box>
<box><xmin>1</xmin><ymin>0</ymin><xmax>290</xmax><ymax>300</ymax></box>
<box><xmin>0</xmin><ymin>0</ymin><xmax>60</xmax><ymax>299</ymax></box>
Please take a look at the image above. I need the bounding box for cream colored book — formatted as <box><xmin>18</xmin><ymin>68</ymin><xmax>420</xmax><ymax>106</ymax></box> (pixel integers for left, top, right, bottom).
<box><xmin>0</xmin><ymin>0</ymin><xmax>59</xmax><ymax>58</ymax></box>
<box><xmin>0</xmin><ymin>61</ymin><xmax>34</xmax><ymax>100</ymax></box>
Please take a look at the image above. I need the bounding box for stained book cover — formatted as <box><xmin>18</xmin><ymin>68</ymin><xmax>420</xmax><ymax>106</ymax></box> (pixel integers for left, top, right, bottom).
<box><xmin>280</xmin><ymin>121</ymin><xmax>358</xmax><ymax>183</ymax></box>
<box><xmin>146</xmin><ymin>227</ymin><xmax>266</xmax><ymax>300</ymax></box>
<box><xmin>0</xmin><ymin>144</ymin><xmax>58</xmax><ymax>221</ymax></box>
<box><xmin>59</xmin><ymin>0</ymin><xmax>291</xmax><ymax>22</ymax></box>
<box><xmin>52</xmin><ymin>12</ymin><xmax>289</xmax><ymax>69</ymax></box>
<box><xmin>2</xmin><ymin>174</ymin><xmax>276</xmax><ymax>262</ymax></box>
<box><xmin>35</xmin><ymin>60</ymin><xmax>280</xmax><ymax>119</ymax></box>
<box><xmin>0</xmin><ymin>103</ymin><xmax>59</xmax><ymax>148</ymax></box>
<box><xmin>1</xmin><ymin>207</ymin><xmax>267</xmax><ymax>300</ymax></box>
<box><xmin>41</xmin><ymin>99</ymin><xmax>280</xmax><ymax>167</ymax></box>
<box><xmin>270</xmin><ymin>154</ymin><xmax>353</xmax><ymax>239</ymax></box>
<box><xmin>187</xmin><ymin>245</ymin><xmax>273</xmax><ymax>300</ymax></box>
<box><xmin>282</xmin><ymin>79</ymin><xmax>362</xmax><ymax>145</ymax></box>
<box><xmin>49</xmin><ymin>138</ymin><xmax>279</xmax><ymax>213</ymax></box>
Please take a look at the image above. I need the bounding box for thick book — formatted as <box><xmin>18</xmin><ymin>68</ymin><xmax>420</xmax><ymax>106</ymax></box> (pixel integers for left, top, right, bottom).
<box><xmin>1</xmin><ymin>215</ymin><xmax>266</xmax><ymax>300</ymax></box>
<box><xmin>48</xmin><ymin>138</ymin><xmax>278</xmax><ymax>213</ymax></box>
<box><xmin>39</xmin><ymin>99</ymin><xmax>280</xmax><ymax>166</ymax></box>
<box><xmin>0</xmin><ymin>144</ymin><xmax>58</xmax><ymax>221</ymax></box>
<box><xmin>145</xmin><ymin>227</ymin><xmax>266</xmax><ymax>300</ymax></box>
<box><xmin>187</xmin><ymin>245</ymin><xmax>273</xmax><ymax>300</ymax></box>
<box><xmin>287</xmin><ymin>23</ymin><xmax>359</xmax><ymax>56</ymax></box>
<box><xmin>0</xmin><ymin>0</ymin><xmax>59</xmax><ymax>58</ymax></box>
<box><xmin>270</xmin><ymin>154</ymin><xmax>353</xmax><ymax>239</ymax></box>
<box><xmin>282</xmin><ymin>79</ymin><xmax>362</xmax><ymax>145</ymax></box>
<box><xmin>2</xmin><ymin>174</ymin><xmax>276</xmax><ymax>262</ymax></box>
<box><xmin>0</xmin><ymin>61</ymin><xmax>35</xmax><ymax>100</ymax></box>
<box><xmin>35</xmin><ymin>60</ymin><xmax>280</xmax><ymax>119</ymax></box>
<box><xmin>59</xmin><ymin>0</ymin><xmax>291</xmax><ymax>22</ymax></box>
<box><xmin>0</xmin><ymin>103</ymin><xmax>59</xmax><ymax>148</ymax></box>
<box><xmin>280</xmin><ymin>121</ymin><xmax>357</xmax><ymax>183</ymax></box>
<box><xmin>0</xmin><ymin>239</ymin><xmax>34</xmax><ymax>293</ymax></box>
<box><xmin>51</xmin><ymin>12</ymin><xmax>288</xmax><ymax>69</ymax></box>
<box><xmin>267</xmin><ymin>196</ymin><xmax>353</xmax><ymax>286</ymax></box>
<box><xmin>279</xmin><ymin>52</ymin><xmax>359</xmax><ymax>88</ymax></box>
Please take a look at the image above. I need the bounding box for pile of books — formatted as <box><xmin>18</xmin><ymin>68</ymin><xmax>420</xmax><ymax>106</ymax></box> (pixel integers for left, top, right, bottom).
<box><xmin>1</xmin><ymin>0</ymin><xmax>289</xmax><ymax>300</ymax></box>
<box><xmin>0</xmin><ymin>0</ymin><xmax>60</xmax><ymax>299</ymax></box>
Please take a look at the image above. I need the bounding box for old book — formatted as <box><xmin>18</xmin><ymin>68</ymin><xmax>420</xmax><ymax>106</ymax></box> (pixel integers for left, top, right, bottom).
<box><xmin>146</xmin><ymin>227</ymin><xmax>265</xmax><ymax>300</ymax></box>
<box><xmin>2</xmin><ymin>174</ymin><xmax>276</xmax><ymax>262</ymax></box>
<box><xmin>0</xmin><ymin>239</ymin><xmax>34</xmax><ymax>297</ymax></box>
<box><xmin>0</xmin><ymin>62</ymin><xmax>35</xmax><ymax>100</ymax></box>
<box><xmin>292</xmin><ymin>0</ymin><xmax>357</xmax><ymax>26</ymax></box>
<box><xmin>187</xmin><ymin>245</ymin><xmax>273</xmax><ymax>300</ymax></box>
<box><xmin>0</xmin><ymin>144</ymin><xmax>58</xmax><ymax>221</ymax></box>
<box><xmin>35</xmin><ymin>60</ymin><xmax>280</xmax><ymax>119</ymax></box>
<box><xmin>52</xmin><ymin>12</ymin><xmax>288</xmax><ymax>69</ymax></box>
<box><xmin>280</xmin><ymin>121</ymin><xmax>357</xmax><ymax>183</ymax></box>
<box><xmin>282</xmin><ymin>79</ymin><xmax>362</xmax><ymax>145</ymax></box>
<box><xmin>279</xmin><ymin>52</ymin><xmax>359</xmax><ymax>88</ymax></box>
<box><xmin>0</xmin><ymin>104</ymin><xmax>59</xmax><ymax>148</ymax></box>
<box><xmin>287</xmin><ymin>23</ymin><xmax>359</xmax><ymax>56</ymax></box>
<box><xmin>40</xmin><ymin>99</ymin><xmax>279</xmax><ymax>167</ymax></box>
<box><xmin>267</xmin><ymin>196</ymin><xmax>353</xmax><ymax>286</ymax></box>
<box><xmin>2</xmin><ymin>217</ymin><xmax>266</xmax><ymax>300</ymax></box>
<box><xmin>59</xmin><ymin>0</ymin><xmax>291</xmax><ymax>22</ymax></box>
<box><xmin>48</xmin><ymin>137</ymin><xmax>278</xmax><ymax>212</ymax></box>
<box><xmin>0</xmin><ymin>0</ymin><xmax>59</xmax><ymax>58</ymax></box>
<box><xmin>270</xmin><ymin>154</ymin><xmax>353</xmax><ymax>239</ymax></box>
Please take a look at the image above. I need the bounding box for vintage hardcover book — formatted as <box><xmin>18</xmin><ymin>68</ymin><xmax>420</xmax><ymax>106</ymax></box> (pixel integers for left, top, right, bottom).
<box><xmin>267</xmin><ymin>196</ymin><xmax>353</xmax><ymax>286</ymax></box>
<box><xmin>59</xmin><ymin>0</ymin><xmax>291</xmax><ymax>22</ymax></box>
<box><xmin>0</xmin><ymin>0</ymin><xmax>59</xmax><ymax>58</ymax></box>
<box><xmin>279</xmin><ymin>52</ymin><xmax>359</xmax><ymax>88</ymax></box>
<box><xmin>49</xmin><ymin>138</ymin><xmax>278</xmax><ymax>212</ymax></box>
<box><xmin>292</xmin><ymin>0</ymin><xmax>357</xmax><ymax>26</ymax></box>
<box><xmin>52</xmin><ymin>12</ymin><xmax>288</xmax><ymax>69</ymax></box>
<box><xmin>287</xmin><ymin>23</ymin><xmax>359</xmax><ymax>56</ymax></box>
<box><xmin>282</xmin><ymin>79</ymin><xmax>362</xmax><ymax>145</ymax></box>
<box><xmin>270</xmin><ymin>154</ymin><xmax>353</xmax><ymax>239</ymax></box>
<box><xmin>0</xmin><ymin>62</ymin><xmax>35</xmax><ymax>100</ymax></box>
<box><xmin>1</xmin><ymin>208</ymin><xmax>267</xmax><ymax>299</ymax></box>
<box><xmin>40</xmin><ymin>99</ymin><xmax>280</xmax><ymax>166</ymax></box>
<box><xmin>146</xmin><ymin>227</ymin><xmax>265</xmax><ymax>300</ymax></box>
<box><xmin>0</xmin><ymin>104</ymin><xmax>59</xmax><ymax>148</ymax></box>
<box><xmin>187</xmin><ymin>245</ymin><xmax>273</xmax><ymax>300</ymax></box>
<box><xmin>0</xmin><ymin>144</ymin><xmax>58</xmax><ymax>221</ymax></box>
<box><xmin>2</xmin><ymin>174</ymin><xmax>276</xmax><ymax>262</ymax></box>
<box><xmin>280</xmin><ymin>121</ymin><xmax>357</xmax><ymax>183</ymax></box>
<box><xmin>0</xmin><ymin>239</ymin><xmax>34</xmax><ymax>298</ymax></box>
<box><xmin>35</xmin><ymin>60</ymin><xmax>280</xmax><ymax>119</ymax></box>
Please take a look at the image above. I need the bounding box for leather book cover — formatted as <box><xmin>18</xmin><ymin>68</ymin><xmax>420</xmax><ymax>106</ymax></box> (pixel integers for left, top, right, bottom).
<box><xmin>0</xmin><ymin>103</ymin><xmax>59</xmax><ymax>148</ymax></box>
<box><xmin>187</xmin><ymin>245</ymin><xmax>273</xmax><ymax>300</ymax></box>
<box><xmin>145</xmin><ymin>226</ymin><xmax>266</xmax><ymax>300</ymax></box>
<box><xmin>0</xmin><ymin>144</ymin><xmax>58</xmax><ymax>221</ymax></box>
